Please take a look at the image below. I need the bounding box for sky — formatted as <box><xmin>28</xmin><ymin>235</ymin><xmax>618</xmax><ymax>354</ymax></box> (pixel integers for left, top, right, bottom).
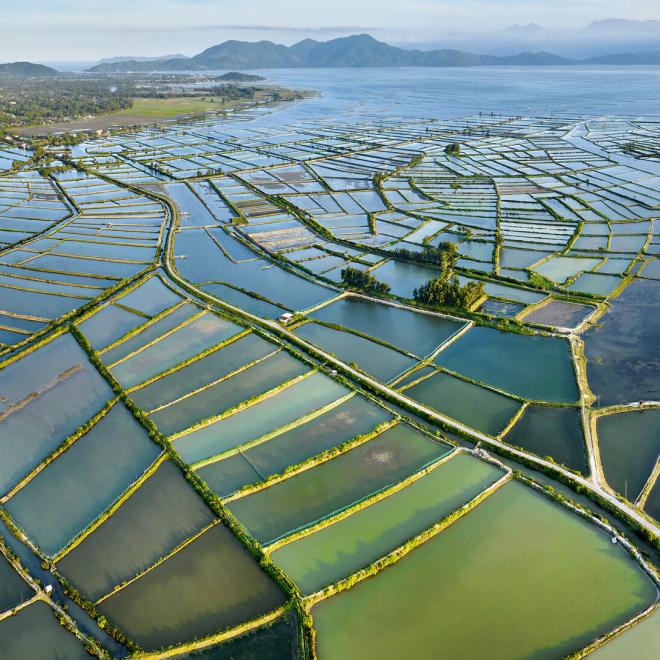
<box><xmin>2</xmin><ymin>0</ymin><xmax>659</xmax><ymax>62</ymax></box>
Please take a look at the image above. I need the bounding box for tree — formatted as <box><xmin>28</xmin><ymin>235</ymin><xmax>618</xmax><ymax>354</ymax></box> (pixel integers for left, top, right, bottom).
<box><xmin>413</xmin><ymin>275</ymin><xmax>484</xmax><ymax>311</ymax></box>
<box><xmin>445</xmin><ymin>142</ymin><xmax>462</xmax><ymax>156</ymax></box>
<box><xmin>393</xmin><ymin>242</ymin><xmax>458</xmax><ymax>274</ymax></box>
<box><xmin>341</xmin><ymin>266</ymin><xmax>391</xmax><ymax>295</ymax></box>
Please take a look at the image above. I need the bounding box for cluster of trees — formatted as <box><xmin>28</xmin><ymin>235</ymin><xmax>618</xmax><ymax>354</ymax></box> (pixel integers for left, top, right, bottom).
<box><xmin>341</xmin><ymin>266</ymin><xmax>391</xmax><ymax>295</ymax></box>
<box><xmin>0</xmin><ymin>78</ymin><xmax>136</xmax><ymax>127</ymax></box>
<box><xmin>445</xmin><ymin>142</ymin><xmax>462</xmax><ymax>156</ymax></box>
<box><xmin>414</xmin><ymin>275</ymin><xmax>485</xmax><ymax>310</ymax></box>
<box><xmin>393</xmin><ymin>241</ymin><xmax>485</xmax><ymax>310</ymax></box>
<box><xmin>393</xmin><ymin>241</ymin><xmax>458</xmax><ymax>271</ymax></box>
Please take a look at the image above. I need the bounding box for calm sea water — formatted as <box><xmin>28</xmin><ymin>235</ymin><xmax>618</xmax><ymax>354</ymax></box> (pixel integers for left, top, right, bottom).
<box><xmin>246</xmin><ymin>67</ymin><xmax>660</xmax><ymax>122</ymax></box>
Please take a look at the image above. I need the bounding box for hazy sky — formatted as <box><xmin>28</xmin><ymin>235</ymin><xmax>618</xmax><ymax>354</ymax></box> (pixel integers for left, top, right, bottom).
<box><xmin>2</xmin><ymin>0</ymin><xmax>659</xmax><ymax>61</ymax></box>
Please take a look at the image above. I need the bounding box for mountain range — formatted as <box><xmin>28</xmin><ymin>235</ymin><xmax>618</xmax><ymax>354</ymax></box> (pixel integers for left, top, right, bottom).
<box><xmin>87</xmin><ymin>34</ymin><xmax>660</xmax><ymax>72</ymax></box>
<box><xmin>406</xmin><ymin>19</ymin><xmax>660</xmax><ymax>58</ymax></box>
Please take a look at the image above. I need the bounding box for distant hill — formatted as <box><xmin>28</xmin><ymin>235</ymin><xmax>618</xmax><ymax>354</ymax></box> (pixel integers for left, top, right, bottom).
<box><xmin>0</xmin><ymin>61</ymin><xmax>58</xmax><ymax>76</ymax></box>
<box><xmin>96</xmin><ymin>54</ymin><xmax>187</xmax><ymax>65</ymax></box>
<box><xmin>217</xmin><ymin>72</ymin><xmax>265</xmax><ymax>82</ymax></box>
<box><xmin>583</xmin><ymin>51</ymin><xmax>660</xmax><ymax>65</ymax></box>
<box><xmin>87</xmin><ymin>33</ymin><xmax>660</xmax><ymax>72</ymax></box>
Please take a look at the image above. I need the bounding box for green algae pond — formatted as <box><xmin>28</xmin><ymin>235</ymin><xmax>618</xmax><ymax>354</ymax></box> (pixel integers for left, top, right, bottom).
<box><xmin>228</xmin><ymin>423</ymin><xmax>450</xmax><ymax>543</ymax></box>
<box><xmin>271</xmin><ymin>453</ymin><xmax>502</xmax><ymax>594</ymax></box>
<box><xmin>197</xmin><ymin>395</ymin><xmax>393</xmax><ymax>497</ymax></box>
<box><xmin>312</xmin><ymin>480</ymin><xmax>656</xmax><ymax>660</ymax></box>
<box><xmin>590</xmin><ymin>608</ymin><xmax>660</xmax><ymax>659</ymax></box>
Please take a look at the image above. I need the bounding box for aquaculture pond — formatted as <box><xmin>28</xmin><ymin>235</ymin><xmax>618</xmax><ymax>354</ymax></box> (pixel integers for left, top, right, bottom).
<box><xmin>312</xmin><ymin>481</ymin><xmax>656</xmax><ymax>660</ymax></box>
<box><xmin>405</xmin><ymin>371</ymin><xmax>521</xmax><ymax>436</ymax></box>
<box><xmin>310</xmin><ymin>296</ymin><xmax>466</xmax><ymax>356</ymax></box>
<box><xmin>271</xmin><ymin>453</ymin><xmax>502</xmax><ymax>594</ymax></box>
<box><xmin>197</xmin><ymin>396</ymin><xmax>393</xmax><ymax>497</ymax></box>
<box><xmin>370</xmin><ymin>259</ymin><xmax>440</xmax><ymax>298</ymax></box>
<box><xmin>149</xmin><ymin>351</ymin><xmax>307</xmax><ymax>436</ymax></box>
<box><xmin>175</xmin><ymin>372</ymin><xmax>349</xmax><ymax>464</ymax></box>
<box><xmin>97</xmin><ymin>523</ymin><xmax>285</xmax><ymax>651</ymax></box>
<box><xmin>522</xmin><ymin>300</ymin><xmax>595</xmax><ymax>329</ymax></box>
<box><xmin>56</xmin><ymin>460</ymin><xmax>215</xmax><ymax>602</ymax></box>
<box><xmin>130</xmin><ymin>333</ymin><xmax>276</xmax><ymax>411</ymax></box>
<box><xmin>0</xmin><ymin>601</ymin><xmax>90</xmax><ymax>660</ymax></box>
<box><xmin>590</xmin><ymin>608</ymin><xmax>660</xmax><ymax>659</ymax></box>
<box><xmin>79</xmin><ymin>304</ymin><xmax>152</xmax><ymax>350</ymax></box>
<box><xmin>228</xmin><ymin>424</ymin><xmax>449</xmax><ymax>543</ymax></box>
<box><xmin>584</xmin><ymin>278</ymin><xmax>660</xmax><ymax>406</ymax></box>
<box><xmin>5</xmin><ymin>402</ymin><xmax>161</xmax><ymax>556</ymax></box>
<box><xmin>294</xmin><ymin>322</ymin><xmax>417</xmax><ymax>383</ymax></box>
<box><xmin>182</xmin><ymin>616</ymin><xmax>296</xmax><ymax>659</ymax></box>
<box><xmin>110</xmin><ymin>312</ymin><xmax>242</xmax><ymax>388</ymax></box>
<box><xmin>596</xmin><ymin>410</ymin><xmax>660</xmax><ymax>502</ymax></box>
<box><xmin>0</xmin><ymin>333</ymin><xmax>114</xmax><ymax>494</ymax></box>
<box><xmin>436</xmin><ymin>325</ymin><xmax>578</xmax><ymax>403</ymax></box>
<box><xmin>505</xmin><ymin>405</ymin><xmax>588</xmax><ymax>474</ymax></box>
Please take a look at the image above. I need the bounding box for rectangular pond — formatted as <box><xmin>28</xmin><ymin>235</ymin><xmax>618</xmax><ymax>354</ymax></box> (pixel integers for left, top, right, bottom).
<box><xmin>271</xmin><ymin>453</ymin><xmax>502</xmax><ymax>594</ymax></box>
<box><xmin>312</xmin><ymin>480</ymin><xmax>656</xmax><ymax>660</ymax></box>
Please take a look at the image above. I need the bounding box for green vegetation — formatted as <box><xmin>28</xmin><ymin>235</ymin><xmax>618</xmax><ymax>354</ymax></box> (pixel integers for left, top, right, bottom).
<box><xmin>341</xmin><ymin>266</ymin><xmax>391</xmax><ymax>295</ymax></box>
<box><xmin>414</xmin><ymin>275</ymin><xmax>485</xmax><ymax>310</ymax></box>
<box><xmin>444</xmin><ymin>142</ymin><xmax>462</xmax><ymax>156</ymax></box>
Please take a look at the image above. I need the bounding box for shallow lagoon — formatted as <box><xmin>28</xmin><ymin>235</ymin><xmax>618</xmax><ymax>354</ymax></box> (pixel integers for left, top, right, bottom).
<box><xmin>313</xmin><ymin>481</ymin><xmax>656</xmax><ymax>660</ymax></box>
